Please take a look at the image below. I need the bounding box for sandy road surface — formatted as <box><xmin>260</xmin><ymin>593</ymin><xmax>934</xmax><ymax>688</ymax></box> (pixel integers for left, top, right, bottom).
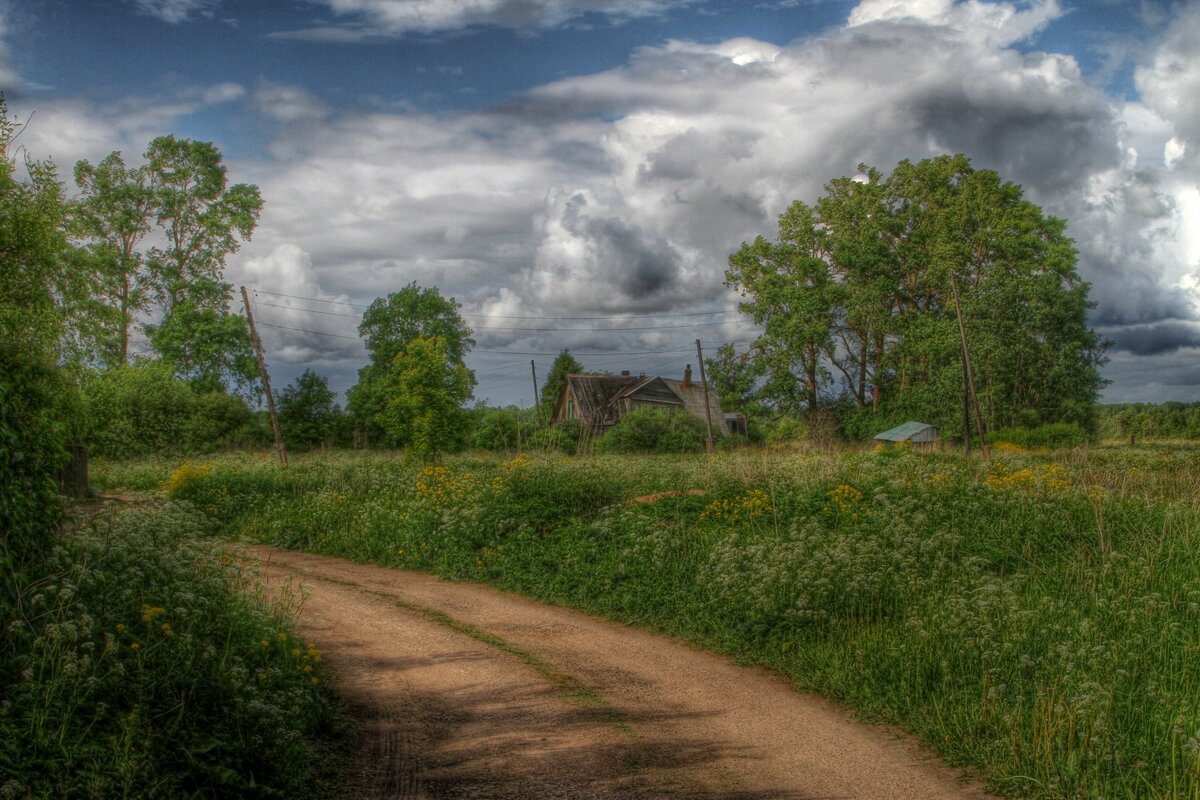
<box><xmin>250</xmin><ymin>546</ymin><xmax>996</xmax><ymax>800</ymax></box>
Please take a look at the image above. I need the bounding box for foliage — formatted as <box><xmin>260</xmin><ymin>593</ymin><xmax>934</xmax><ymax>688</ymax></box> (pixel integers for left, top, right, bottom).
<box><xmin>528</xmin><ymin>419</ymin><xmax>584</xmax><ymax>455</ymax></box>
<box><xmin>278</xmin><ymin>369</ymin><xmax>340</xmax><ymax>451</ymax></box>
<box><xmin>469</xmin><ymin>405</ymin><xmax>538</xmax><ymax>451</ymax></box>
<box><xmin>988</xmin><ymin>423</ymin><xmax>1089</xmax><ymax>450</ymax></box>
<box><xmin>0</xmin><ymin>501</ymin><xmax>341</xmax><ymax>798</ymax></box>
<box><xmin>381</xmin><ymin>336</ymin><xmax>474</xmax><ymax>459</ymax></box>
<box><xmin>71</xmin><ymin>151</ymin><xmax>155</xmax><ymax>367</ymax></box>
<box><xmin>703</xmin><ymin>343</ymin><xmax>764</xmax><ymax>417</ymax></box>
<box><xmin>147</xmin><ymin>301</ymin><xmax>258</xmax><ymax>395</ymax></box>
<box><xmin>0</xmin><ymin>98</ymin><xmax>71</xmax><ymax>673</ymax></box>
<box><xmin>80</xmin><ymin>362</ymin><xmax>263</xmax><ymax>458</ymax></box>
<box><xmin>726</xmin><ymin>155</ymin><xmax>1107</xmax><ymax>438</ymax></box>
<box><xmin>349</xmin><ymin>283</ymin><xmax>475</xmax><ymax>443</ymax></box>
<box><xmin>143</xmin><ymin>136</ymin><xmax>262</xmax><ymax>315</ymax></box>
<box><xmin>1098</xmin><ymin>402</ymin><xmax>1200</xmax><ymax>443</ymax></box>
<box><xmin>595</xmin><ymin>407</ymin><xmax>707</xmax><ymax>454</ymax></box>
<box><xmin>107</xmin><ymin>445</ymin><xmax>1200</xmax><ymax>800</ymax></box>
<box><xmin>538</xmin><ymin>349</ymin><xmax>584</xmax><ymax>422</ymax></box>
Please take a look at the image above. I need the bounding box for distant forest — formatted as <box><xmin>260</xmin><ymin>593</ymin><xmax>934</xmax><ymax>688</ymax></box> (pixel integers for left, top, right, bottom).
<box><xmin>1096</xmin><ymin>402</ymin><xmax>1200</xmax><ymax>442</ymax></box>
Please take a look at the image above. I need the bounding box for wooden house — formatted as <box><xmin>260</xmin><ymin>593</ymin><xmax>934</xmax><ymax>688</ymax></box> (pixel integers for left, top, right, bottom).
<box><xmin>552</xmin><ymin>366</ymin><xmax>730</xmax><ymax>436</ymax></box>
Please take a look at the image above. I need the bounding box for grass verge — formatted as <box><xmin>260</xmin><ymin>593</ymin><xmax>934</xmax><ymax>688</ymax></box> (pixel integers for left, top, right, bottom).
<box><xmin>1</xmin><ymin>500</ymin><xmax>345</xmax><ymax>799</ymax></box>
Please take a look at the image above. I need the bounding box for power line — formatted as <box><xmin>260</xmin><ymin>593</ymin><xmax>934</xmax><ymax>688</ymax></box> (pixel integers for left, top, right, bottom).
<box><xmin>256</xmin><ymin>321</ymin><xmax>361</xmax><ymax>341</ymax></box>
<box><xmin>251</xmin><ymin>287</ymin><xmax>741</xmax><ymax>322</ymax></box>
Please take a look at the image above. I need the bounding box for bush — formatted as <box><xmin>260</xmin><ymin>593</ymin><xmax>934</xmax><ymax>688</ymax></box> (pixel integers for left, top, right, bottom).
<box><xmin>1</xmin><ymin>340</ymin><xmax>68</xmax><ymax>698</ymax></box>
<box><xmin>0</xmin><ymin>502</ymin><xmax>342</xmax><ymax>798</ymax></box>
<box><xmin>988</xmin><ymin>422</ymin><xmax>1089</xmax><ymax>450</ymax></box>
<box><xmin>81</xmin><ymin>363</ymin><xmax>259</xmax><ymax>458</ymax></box>
<box><xmin>528</xmin><ymin>419</ymin><xmax>584</xmax><ymax>455</ymax></box>
<box><xmin>596</xmin><ymin>407</ymin><xmax>706</xmax><ymax>454</ymax></box>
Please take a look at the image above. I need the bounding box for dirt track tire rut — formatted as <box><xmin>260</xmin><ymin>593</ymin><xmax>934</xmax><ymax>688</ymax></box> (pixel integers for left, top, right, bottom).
<box><xmin>250</xmin><ymin>546</ymin><xmax>997</xmax><ymax>800</ymax></box>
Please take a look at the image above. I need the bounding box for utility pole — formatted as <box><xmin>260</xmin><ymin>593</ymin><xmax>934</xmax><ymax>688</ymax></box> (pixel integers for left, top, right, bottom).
<box><xmin>949</xmin><ymin>273</ymin><xmax>989</xmax><ymax>460</ymax></box>
<box><xmin>961</xmin><ymin>342</ymin><xmax>971</xmax><ymax>455</ymax></box>
<box><xmin>695</xmin><ymin>339</ymin><xmax>716</xmax><ymax>454</ymax></box>
<box><xmin>531</xmin><ymin>360</ymin><xmax>543</xmax><ymax>427</ymax></box>
<box><xmin>241</xmin><ymin>286</ymin><xmax>288</xmax><ymax>467</ymax></box>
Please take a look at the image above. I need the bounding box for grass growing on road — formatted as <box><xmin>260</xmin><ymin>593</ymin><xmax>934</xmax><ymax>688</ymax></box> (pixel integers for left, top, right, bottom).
<box><xmin>98</xmin><ymin>444</ymin><xmax>1200</xmax><ymax>799</ymax></box>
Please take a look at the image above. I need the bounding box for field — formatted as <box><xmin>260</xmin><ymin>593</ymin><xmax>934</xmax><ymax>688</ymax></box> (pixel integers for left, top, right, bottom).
<box><xmin>95</xmin><ymin>443</ymin><xmax>1200</xmax><ymax>799</ymax></box>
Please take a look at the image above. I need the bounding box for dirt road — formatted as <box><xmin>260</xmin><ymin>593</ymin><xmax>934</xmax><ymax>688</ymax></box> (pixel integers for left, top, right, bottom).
<box><xmin>250</xmin><ymin>546</ymin><xmax>995</xmax><ymax>800</ymax></box>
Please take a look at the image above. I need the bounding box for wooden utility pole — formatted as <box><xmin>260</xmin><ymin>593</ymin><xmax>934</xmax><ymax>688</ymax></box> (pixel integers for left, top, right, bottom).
<box><xmin>241</xmin><ymin>286</ymin><xmax>288</xmax><ymax>467</ymax></box>
<box><xmin>961</xmin><ymin>343</ymin><xmax>972</xmax><ymax>455</ymax></box>
<box><xmin>531</xmin><ymin>360</ymin><xmax>543</xmax><ymax>427</ymax></box>
<box><xmin>695</xmin><ymin>339</ymin><xmax>716</xmax><ymax>454</ymax></box>
<box><xmin>949</xmin><ymin>273</ymin><xmax>989</xmax><ymax>460</ymax></box>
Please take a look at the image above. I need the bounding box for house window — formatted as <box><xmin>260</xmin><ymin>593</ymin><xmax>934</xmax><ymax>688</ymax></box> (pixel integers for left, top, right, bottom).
<box><xmin>567</xmin><ymin>399</ymin><xmax>575</xmax><ymax>420</ymax></box>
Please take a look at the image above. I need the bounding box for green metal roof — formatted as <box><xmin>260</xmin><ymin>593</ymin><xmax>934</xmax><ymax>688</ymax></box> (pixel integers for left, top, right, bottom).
<box><xmin>874</xmin><ymin>421</ymin><xmax>936</xmax><ymax>441</ymax></box>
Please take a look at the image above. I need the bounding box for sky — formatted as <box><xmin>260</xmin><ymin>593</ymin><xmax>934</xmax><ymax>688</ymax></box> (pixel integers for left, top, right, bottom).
<box><xmin>4</xmin><ymin>0</ymin><xmax>1199</xmax><ymax>406</ymax></box>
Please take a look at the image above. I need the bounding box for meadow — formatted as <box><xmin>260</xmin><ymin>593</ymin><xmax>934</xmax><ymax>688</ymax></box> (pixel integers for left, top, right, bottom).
<box><xmin>94</xmin><ymin>443</ymin><xmax>1200</xmax><ymax>799</ymax></box>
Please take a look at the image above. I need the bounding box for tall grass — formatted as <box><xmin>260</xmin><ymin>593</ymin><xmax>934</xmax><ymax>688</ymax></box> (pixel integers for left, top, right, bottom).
<box><xmin>103</xmin><ymin>444</ymin><xmax>1200</xmax><ymax>799</ymax></box>
<box><xmin>1</xmin><ymin>501</ymin><xmax>342</xmax><ymax>799</ymax></box>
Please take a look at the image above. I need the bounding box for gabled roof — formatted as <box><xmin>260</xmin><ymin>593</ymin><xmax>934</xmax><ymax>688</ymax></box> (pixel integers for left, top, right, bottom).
<box><xmin>874</xmin><ymin>421</ymin><xmax>937</xmax><ymax>441</ymax></box>
<box><xmin>563</xmin><ymin>374</ymin><xmax>641</xmax><ymax>422</ymax></box>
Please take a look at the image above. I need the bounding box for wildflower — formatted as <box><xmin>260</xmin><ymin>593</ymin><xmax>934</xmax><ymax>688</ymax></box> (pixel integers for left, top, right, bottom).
<box><xmin>160</xmin><ymin>623</ymin><xmax>174</xmax><ymax>637</ymax></box>
<box><xmin>130</xmin><ymin>642</ymin><xmax>140</xmax><ymax>651</ymax></box>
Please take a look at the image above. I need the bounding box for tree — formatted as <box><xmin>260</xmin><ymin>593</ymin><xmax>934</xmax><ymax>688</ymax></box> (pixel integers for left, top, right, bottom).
<box><xmin>146</xmin><ymin>301</ymin><xmax>257</xmax><ymax>395</ymax></box>
<box><xmin>727</xmin><ymin>155</ymin><xmax>1107</xmax><ymax>436</ymax></box>
<box><xmin>348</xmin><ymin>283</ymin><xmax>475</xmax><ymax>442</ymax></box>
<box><xmin>703</xmin><ymin>343</ymin><xmax>763</xmax><ymax>416</ymax></box>
<box><xmin>382</xmin><ymin>336</ymin><xmax>474</xmax><ymax>459</ymax></box>
<box><xmin>539</xmin><ymin>348</ymin><xmax>584</xmax><ymax>423</ymax></box>
<box><xmin>0</xmin><ymin>98</ymin><xmax>71</xmax><ymax>666</ymax></box>
<box><xmin>278</xmin><ymin>369</ymin><xmax>340</xmax><ymax>451</ymax></box>
<box><xmin>144</xmin><ymin>136</ymin><xmax>262</xmax><ymax>314</ymax></box>
<box><xmin>726</xmin><ymin>201</ymin><xmax>838</xmax><ymax>412</ymax></box>
<box><xmin>71</xmin><ymin>152</ymin><xmax>155</xmax><ymax>366</ymax></box>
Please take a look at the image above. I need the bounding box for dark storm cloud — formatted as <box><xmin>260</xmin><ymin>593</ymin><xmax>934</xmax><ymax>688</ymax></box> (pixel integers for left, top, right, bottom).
<box><xmin>1102</xmin><ymin>320</ymin><xmax>1200</xmax><ymax>356</ymax></box>
<box><xmin>560</xmin><ymin>192</ymin><xmax>683</xmax><ymax>299</ymax></box>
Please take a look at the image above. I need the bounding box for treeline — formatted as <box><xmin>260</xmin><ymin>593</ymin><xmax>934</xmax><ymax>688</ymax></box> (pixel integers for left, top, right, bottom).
<box><xmin>715</xmin><ymin>155</ymin><xmax>1107</xmax><ymax>442</ymax></box>
<box><xmin>1097</xmin><ymin>402</ymin><xmax>1200</xmax><ymax>442</ymax></box>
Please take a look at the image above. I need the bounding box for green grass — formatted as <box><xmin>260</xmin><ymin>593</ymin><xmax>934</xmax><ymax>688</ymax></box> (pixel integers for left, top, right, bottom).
<box><xmin>1</xmin><ymin>500</ymin><xmax>344</xmax><ymax>799</ymax></box>
<box><xmin>96</xmin><ymin>444</ymin><xmax>1200</xmax><ymax>799</ymax></box>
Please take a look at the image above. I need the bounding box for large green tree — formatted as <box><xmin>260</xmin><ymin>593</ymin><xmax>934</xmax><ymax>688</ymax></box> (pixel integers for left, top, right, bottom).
<box><xmin>348</xmin><ymin>283</ymin><xmax>475</xmax><ymax>442</ymax></box>
<box><xmin>71</xmin><ymin>152</ymin><xmax>155</xmax><ymax>367</ymax></box>
<box><xmin>727</xmin><ymin>155</ymin><xmax>1107</xmax><ymax>435</ymax></box>
<box><xmin>135</xmin><ymin>136</ymin><xmax>262</xmax><ymax>391</ymax></box>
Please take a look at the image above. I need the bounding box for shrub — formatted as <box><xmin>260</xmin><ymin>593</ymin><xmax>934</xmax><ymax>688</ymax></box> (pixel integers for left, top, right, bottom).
<box><xmin>80</xmin><ymin>363</ymin><xmax>259</xmax><ymax>458</ymax></box>
<box><xmin>528</xmin><ymin>419</ymin><xmax>584</xmax><ymax>455</ymax></box>
<box><xmin>0</xmin><ymin>502</ymin><xmax>341</xmax><ymax>798</ymax></box>
<box><xmin>596</xmin><ymin>407</ymin><xmax>706</xmax><ymax>454</ymax></box>
<box><xmin>988</xmin><ymin>422</ymin><xmax>1089</xmax><ymax>450</ymax></box>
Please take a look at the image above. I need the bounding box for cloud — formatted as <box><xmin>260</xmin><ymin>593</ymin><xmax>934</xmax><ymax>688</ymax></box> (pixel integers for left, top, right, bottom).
<box><xmin>9</xmin><ymin>82</ymin><xmax>246</xmax><ymax>172</ymax></box>
<box><xmin>273</xmin><ymin>0</ymin><xmax>683</xmax><ymax>37</ymax></box>
<box><xmin>130</xmin><ymin>0</ymin><xmax>219</xmax><ymax>24</ymax></box>
<box><xmin>0</xmin><ymin>0</ymin><xmax>24</xmax><ymax>92</ymax></box>
<box><xmin>1136</xmin><ymin>2</ymin><xmax>1200</xmax><ymax>176</ymax></box>
<box><xmin>22</xmin><ymin>0</ymin><xmax>1198</xmax><ymax>401</ymax></box>
<box><xmin>248</xmin><ymin>81</ymin><xmax>329</xmax><ymax>123</ymax></box>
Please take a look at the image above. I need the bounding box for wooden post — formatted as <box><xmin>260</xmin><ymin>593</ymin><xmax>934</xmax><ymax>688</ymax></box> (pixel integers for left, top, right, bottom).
<box><xmin>949</xmin><ymin>273</ymin><xmax>989</xmax><ymax>460</ymax></box>
<box><xmin>241</xmin><ymin>286</ymin><xmax>288</xmax><ymax>467</ymax></box>
<box><xmin>531</xmin><ymin>360</ymin><xmax>543</xmax><ymax>428</ymax></box>
<box><xmin>961</xmin><ymin>343</ymin><xmax>971</xmax><ymax>455</ymax></box>
<box><xmin>695</xmin><ymin>339</ymin><xmax>716</xmax><ymax>454</ymax></box>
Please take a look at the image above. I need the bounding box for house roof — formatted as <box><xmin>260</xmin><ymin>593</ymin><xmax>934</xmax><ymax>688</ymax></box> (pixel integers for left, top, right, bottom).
<box><xmin>874</xmin><ymin>421</ymin><xmax>937</xmax><ymax>441</ymax></box>
<box><xmin>659</xmin><ymin>378</ymin><xmax>730</xmax><ymax>436</ymax></box>
<box><xmin>564</xmin><ymin>374</ymin><xmax>641</xmax><ymax>422</ymax></box>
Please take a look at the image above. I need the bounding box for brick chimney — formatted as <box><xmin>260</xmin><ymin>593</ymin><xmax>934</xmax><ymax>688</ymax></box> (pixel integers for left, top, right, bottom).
<box><xmin>683</xmin><ymin>364</ymin><xmax>693</xmax><ymax>389</ymax></box>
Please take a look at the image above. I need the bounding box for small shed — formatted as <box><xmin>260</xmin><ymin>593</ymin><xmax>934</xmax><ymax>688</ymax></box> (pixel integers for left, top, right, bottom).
<box><xmin>874</xmin><ymin>421</ymin><xmax>938</xmax><ymax>445</ymax></box>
